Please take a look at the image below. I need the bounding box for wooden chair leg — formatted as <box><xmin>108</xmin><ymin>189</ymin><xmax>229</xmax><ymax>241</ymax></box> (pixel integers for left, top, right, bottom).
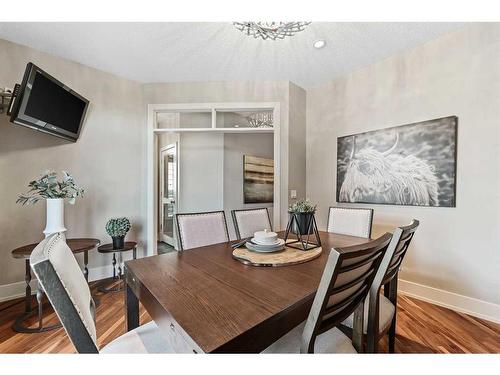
<box><xmin>388</xmin><ymin>315</ymin><xmax>396</xmax><ymax>353</ymax></box>
<box><xmin>366</xmin><ymin>290</ymin><xmax>380</xmax><ymax>354</ymax></box>
<box><xmin>352</xmin><ymin>301</ymin><xmax>365</xmax><ymax>353</ymax></box>
<box><xmin>387</xmin><ymin>277</ymin><xmax>398</xmax><ymax>354</ymax></box>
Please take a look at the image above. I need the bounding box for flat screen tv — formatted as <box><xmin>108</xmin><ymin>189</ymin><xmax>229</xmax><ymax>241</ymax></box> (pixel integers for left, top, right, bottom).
<box><xmin>9</xmin><ymin>62</ymin><xmax>89</xmax><ymax>142</ymax></box>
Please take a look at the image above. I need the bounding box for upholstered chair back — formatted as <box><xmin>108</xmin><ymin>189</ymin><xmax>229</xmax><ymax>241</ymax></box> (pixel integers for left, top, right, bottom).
<box><xmin>231</xmin><ymin>208</ymin><xmax>272</xmax><ymax>239</ymax></box>
<box><xmin>327</xmin><ymin>207</ymin><xmax>374</xmax><ymax>238</ymax></box>
<box><xmin>30</xmin><ymin>233</ymin><xmax>98</xmax><ymax>353</ymax></box>
<box><xmin>176</xmin><ymin>211</ymin><xmax>229</xmax><ymax>250</ymax></box>
<box><xmin>301</xmin><ymin>232</ymin><xmax>392</xmax><ymax>353</ymax></box>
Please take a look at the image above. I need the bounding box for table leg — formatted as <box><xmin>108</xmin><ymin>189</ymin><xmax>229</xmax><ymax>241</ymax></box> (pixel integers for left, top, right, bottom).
<box><xmin>112</xmin><ymin>253</ymin><xmax>117</xmax><ymax>279</ymax></box>
<box><xmin>125</xmin><ymin>282</ymin><xmax>139</xmax><ymax>332</ymax></box>
<box><xmin>133</xmin><ymin>248</ymin><xmax>137</xmax><ymax>260</ymax></box>
<box><xmin>117</xmin><ymin>253</ymin><xmax>122</xmax><ymax>279</ymax></box>
<box><xmin>11</xmin><ymin>253</ymin><xmax>62</xmax><ymax>333</ymax></box>
<box><xmin>83</xmin><ymin>250</ymin><xmax>89</xmax><ymax>282</ymax></box>
<box><xmin>12</xmin><ymin>282</ymin><xmax>61</xmax><ymax>333</ymax></box>
<box><xmin>98</xmin><ymin>252</ymin><xmax>124</xmax><ymax>293</ymax></box>
<box><xmin>36</xmin><ymin>288</ymin><xmax>43</xmax><ymax>329</ymax></box>
<box><xmin>24</xmin><ymin>259</ymin><xmax>32</xmax><ymax>313</ymax></box>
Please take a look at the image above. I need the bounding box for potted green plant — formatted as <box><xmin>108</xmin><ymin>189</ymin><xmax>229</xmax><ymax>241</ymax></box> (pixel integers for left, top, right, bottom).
<box><xmin>288</xmin><ymin>199</ymin><xmax>317</xmax><ymax>235</ymax></box>
<box><xmin>17</xmin><ymin>170</ymin><xmax>84</xmax><ymax>237</ymax></box>
<box><xmin>105</xmin><ymin>217</ymin><xmax>131</xmax><ymax>249</ymax></box>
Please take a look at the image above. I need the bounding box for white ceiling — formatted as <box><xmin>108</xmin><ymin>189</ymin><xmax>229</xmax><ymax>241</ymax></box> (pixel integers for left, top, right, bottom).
<box><xmin>0</xmin><ymin>22</ymin><xmax>467</xmax><ymax>88</ymax></box>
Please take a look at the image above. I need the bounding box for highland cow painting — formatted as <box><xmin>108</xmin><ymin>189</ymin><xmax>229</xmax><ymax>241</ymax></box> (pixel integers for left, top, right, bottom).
<box><xmin>244</xmin><ymin>155</ymin><xmax>274</xmax><ymax>204</ymax></box>
<box><xmin>336</xmin><ymin>116</ymin><xmax>457</xmax><ymax>207</ymax></box>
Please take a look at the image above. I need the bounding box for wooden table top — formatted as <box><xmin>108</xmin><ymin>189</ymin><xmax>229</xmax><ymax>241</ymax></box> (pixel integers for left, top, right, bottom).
<box><xmin>12</xmin><ymin>238</ymin><xmax>101</xmax><ymax>259</ymax></box>
<box><xmin>98</xmin><ymin>242</ymin><xmax>137</xmax><ymax>253</ymax></box>
<box><xmin>125</xmin><ymin>231</ymin><xmax>371</xmax><ymax>353</ymax></box>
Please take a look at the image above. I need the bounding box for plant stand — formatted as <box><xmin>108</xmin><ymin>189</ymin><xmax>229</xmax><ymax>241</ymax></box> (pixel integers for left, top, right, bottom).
<box><xmin>284</xmin><ymin>213</ymin><xmax>321</xmax><ymax>251</ymax></box>
<box><xmin>97</xmin><ymin>242</ymin><xmax>137</xmax><ymax>293</ymax></box>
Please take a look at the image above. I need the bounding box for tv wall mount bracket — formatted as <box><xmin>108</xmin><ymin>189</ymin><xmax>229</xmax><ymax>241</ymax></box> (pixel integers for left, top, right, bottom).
<box><xmin>0</xmin><ymin>84</ymin><xmax>20</xmax><ymax>115</ymax></box>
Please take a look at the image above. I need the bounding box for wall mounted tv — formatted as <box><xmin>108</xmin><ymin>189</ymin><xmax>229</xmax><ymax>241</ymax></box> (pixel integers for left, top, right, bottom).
<box><xmin>9</xmin><ymin>62</ymin><xmax>89</xmax><ymax>142</ymax></box>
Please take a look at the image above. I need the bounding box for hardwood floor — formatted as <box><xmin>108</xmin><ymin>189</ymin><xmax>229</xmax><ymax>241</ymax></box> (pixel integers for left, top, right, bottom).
<box><xmin>0</xmin><ymin>279</ymin><xmax>498</xmax><ymax>353</ymax></box>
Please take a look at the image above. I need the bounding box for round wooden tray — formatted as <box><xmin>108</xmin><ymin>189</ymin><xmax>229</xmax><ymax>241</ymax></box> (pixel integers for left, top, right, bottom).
<box><xmin>232</xmin><ymin>241</ymin><xmax>322</xmax><ymax>267</ymax></box>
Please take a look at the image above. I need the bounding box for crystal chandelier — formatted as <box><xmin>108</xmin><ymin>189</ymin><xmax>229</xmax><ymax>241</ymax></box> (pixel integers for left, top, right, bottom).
<box><xmin>234</xmin><ymin>22</ymin><xmax>311</xmax><ymax>41</ymax></box>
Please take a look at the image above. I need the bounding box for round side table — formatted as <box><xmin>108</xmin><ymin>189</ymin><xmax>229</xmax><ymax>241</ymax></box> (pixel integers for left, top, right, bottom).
<box><xmin>98</xmin><ymin>242</ymin><xmax>137</xmax><ymax>293</ymax></box>
<box><xmin>11</xmin><ymin>238</ymin><xmax>100</xmax><ymax>334</ymax></box>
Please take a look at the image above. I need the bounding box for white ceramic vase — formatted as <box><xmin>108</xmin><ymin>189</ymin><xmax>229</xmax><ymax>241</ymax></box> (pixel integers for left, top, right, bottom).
<box><xmin>43</xmin><ymin>198</ymin><xmax>67</xmax><ymax>237</ymax></box>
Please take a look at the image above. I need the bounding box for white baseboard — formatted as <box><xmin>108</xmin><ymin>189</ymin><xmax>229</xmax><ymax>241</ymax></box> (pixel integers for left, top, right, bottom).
<box><xmin>0</xmin><ymin>280</ymin><xmax>38</xmax><ymax>303</ymax></box>
<box><xmin>87</xmin><ymin>264</ymin><xmax>120</xmax><ymax>283</ymax></box>
<box><xmin>399</xmin><ymin>279</ymin><xmax>500</xmax><ymax>324</ymax></box>
<box><xmin>0</xmin><ymin>263</ymin><xmax>121</xmax><ymax>303</ymax></box>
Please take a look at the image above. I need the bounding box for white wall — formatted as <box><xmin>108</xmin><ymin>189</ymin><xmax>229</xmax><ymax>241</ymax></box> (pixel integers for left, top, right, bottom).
<box><xmin>306</xmin><ymin>24</ymin><xmax>500</xmax><ymax>317</ymax></box>
<box><xmin>288</xmin><ymin>83</ymin><xmax>307</xmax><ymax>203</ymax></box>
<box><xmin>178</xmin><ymin>132</ymin><xmax>224</xmax><ymax>213</ymax></box>
<box><xmin>0</xmin><ymin>38</ymin><xmax>146</xmax><ymax>292</ymax></box>
<box><xmin>223</xmin><ymin>133</ymin><xmax>274</xmax><ymax>239</ymax></box>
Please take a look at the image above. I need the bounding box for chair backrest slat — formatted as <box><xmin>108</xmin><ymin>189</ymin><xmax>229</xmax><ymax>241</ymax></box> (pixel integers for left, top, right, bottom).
<box><xmin>327</xmin><ymin>207</ymin><xmax>374</xmax><ymax>238</ymax></box>
<box><xmin>30</xmin><ymin>233</ymin><xmax>98</xmax><ymax>353</ymax></box>
<box><xmin>320</xmin><ymin>285</ymin><xmax>369</xmax><ymax>330</ymax></box>
<box><xmin>175</xmin><ymin>211</ymin><xmax>229</xmax><ymax>251</ymax></box>
<box><xmin>300</xmin><ymin>232</ymin><xmax>392</xmax><ymax>353</ymax></box>
<box><xmin>231</xmin><ymin>208</ymin><xmax>272</xmax><ymax>240</ymax></box>
<box><xmin>330</xmin><ymin>267</ymin><xmax>376</xmax><ymax>295</ymax></box>
<box><xmin>338</xmin><ymin>249</ymin><xmax>383</xmax><ymax>272</ymax></box>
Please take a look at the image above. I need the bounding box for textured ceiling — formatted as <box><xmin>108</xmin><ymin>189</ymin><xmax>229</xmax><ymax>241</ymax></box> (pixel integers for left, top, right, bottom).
<box><xmin>0</xmin><ymin>22</ymin><xmax>466</xmax><ymax>88</ymax></box>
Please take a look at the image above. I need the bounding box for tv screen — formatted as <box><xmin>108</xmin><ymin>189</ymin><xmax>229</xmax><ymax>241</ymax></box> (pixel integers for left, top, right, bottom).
<box><xmin>10</xmin><ymin>63</ymin><xmax>89</xmax><ymax>142</ymax></box>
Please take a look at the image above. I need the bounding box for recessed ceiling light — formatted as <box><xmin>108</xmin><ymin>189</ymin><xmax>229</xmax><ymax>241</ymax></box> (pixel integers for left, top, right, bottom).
<box><xmin>313</xmin><ymin>40</ymin><xmax>326</xmax><ymax>49</ymax></box>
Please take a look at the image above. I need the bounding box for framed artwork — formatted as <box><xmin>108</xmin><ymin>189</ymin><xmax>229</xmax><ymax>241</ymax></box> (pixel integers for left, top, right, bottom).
<box><xmin>243</xmin><ymin>155</ymin><xmax>274</xmax><ymax>204</ymax></box>
<box><xmin>336</xmin><ymin>116</ymin><xmax>457</xmax><ymax>207</ymax></box>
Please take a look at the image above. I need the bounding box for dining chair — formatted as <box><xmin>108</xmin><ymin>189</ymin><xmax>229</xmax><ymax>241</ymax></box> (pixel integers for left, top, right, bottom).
<box><xmin>30</xmin><ymin>233</ymin><xmax>172</xmax><ymax>353</ymax></box>
<box><xmin>263</xmin><ymin>232</ymin><xmax>393</xmax><ymax>353</ymax></box>
<box><xmin>175</xmin><ymin>210</ymin><xmax>229</xmax><ymax>251</ymax></box>
<box><xmin>231</xmin><ymin>208</ymin><xmax>272</xmax><ymax>240</ymax></box>
<box><xmin>340</xmin><ymin>219</ymin><xmax>419</xmax><ymax>353</ymax></box>
<box><xmin>327</xmin><ymin>207</ymin><xmax>374</xmax><ymax>238</ymax></box>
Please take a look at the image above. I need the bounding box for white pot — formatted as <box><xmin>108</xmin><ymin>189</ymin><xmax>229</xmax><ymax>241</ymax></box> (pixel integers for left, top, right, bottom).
<box><xmin>43</xmin><ymin>198</ymin><xmax>67</xmax><ymax>237</ymax></box>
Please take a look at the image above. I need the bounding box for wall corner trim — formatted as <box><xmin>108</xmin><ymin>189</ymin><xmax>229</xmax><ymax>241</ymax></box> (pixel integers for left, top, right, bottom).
<box><xmin>399</xmin><ymin>279</ymin><xmax>500</xmax><ymax>324</ymax></box>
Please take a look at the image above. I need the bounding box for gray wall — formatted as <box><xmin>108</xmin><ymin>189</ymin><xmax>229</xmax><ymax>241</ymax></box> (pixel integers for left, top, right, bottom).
<box><xmin>223</xmin><ymin>133</ymin><xmax>274</xmax><ymax>239</ymax></box>
<box><xmin>0</xmin><ymin>38</ymin><xmax>146</xmax><ymax>289</ymax></box>
<box><xmin>306</xmin><ymin>24</ymin><xmax>500</xmax><ymax>305</ymax></box>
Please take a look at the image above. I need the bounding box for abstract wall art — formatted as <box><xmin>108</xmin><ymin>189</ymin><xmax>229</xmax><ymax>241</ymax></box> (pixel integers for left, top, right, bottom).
<box><xmin>243</xmin><ymin>155</ymin><xmax>274</xmax><ymax>204</ymax></box>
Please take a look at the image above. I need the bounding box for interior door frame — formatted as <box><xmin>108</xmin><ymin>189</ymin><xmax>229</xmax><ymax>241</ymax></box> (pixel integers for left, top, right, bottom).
<box><xmin>147</xmin><ymin>102</ymin><xmax>282</xmax><ymax>256</ymax></box>
<box><xmin>158</xmin><ymin>143</ymin><xmax>178</xmax><ymax>246</ymax></box>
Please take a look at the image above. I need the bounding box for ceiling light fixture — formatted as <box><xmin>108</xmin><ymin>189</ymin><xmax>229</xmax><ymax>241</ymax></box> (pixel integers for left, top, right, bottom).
<box><xmin>234</xmin><ymin>22</ymin><xmax>311</xmax><ymax>41</ymax></box>
<box><xmin>313</xmin><ymin>40</ymin><xmax>326</xmax><ymax>49</ymax></box>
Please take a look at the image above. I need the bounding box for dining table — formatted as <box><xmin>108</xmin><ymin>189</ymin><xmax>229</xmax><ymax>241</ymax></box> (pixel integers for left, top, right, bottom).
<box><xmin>124</xmin><ymin>230</ymin><xmax>371</xmax><ymax>353</ymax></box>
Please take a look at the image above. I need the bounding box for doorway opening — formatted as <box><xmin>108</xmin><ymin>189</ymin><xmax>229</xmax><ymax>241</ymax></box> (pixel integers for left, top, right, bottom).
<box><xmin>148</xmin><ymin>102</ymin><xmax>281</xmax><ymax>255</ymax></box>
<box><xmin>158</xmin><ymin>143</ymin><xmax>178</xmax><ymax>254</ymax></box>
